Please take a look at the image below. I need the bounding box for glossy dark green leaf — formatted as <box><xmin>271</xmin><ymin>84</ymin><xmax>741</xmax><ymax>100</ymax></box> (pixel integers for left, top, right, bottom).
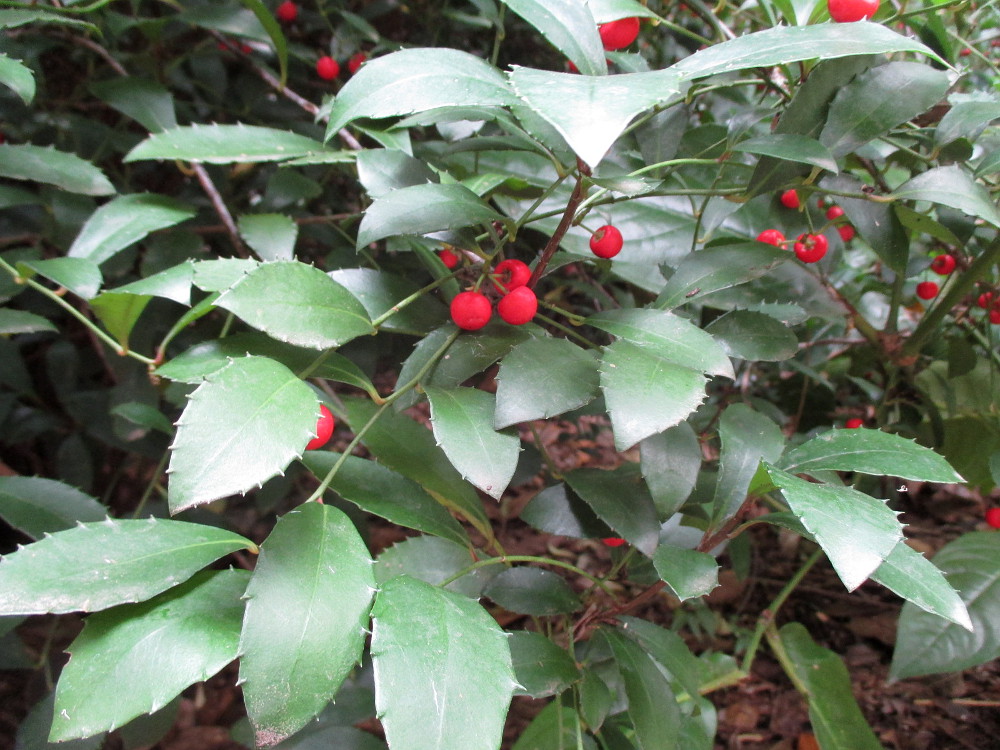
<box><xmin>192</xmin><ymin>258</ymin><xmax>259</xmax><ymax>292</ymax></box>
<box><xmin>0</xmin><ymin>476</ymin><xmax>105</xmax><ymax>540</ymax></box>
<box><xmin>519</xmin><ymin>482</ymin><xmax>609</xmax><ymax>539</ymax></box>
<box><xmin>89</xmin><ymin>77</ymin><xmax>177</xmax><ymax>133</ymax></box>
<box><xmin>732</xmin><ymin>134</ymin><xmax>837</xmax><ymax>173</ymax></box>
<box><xmin>237</xmin><ymin>0</ymin><xmax>288</xmax><ymax>88</ymax></box>
<box><xmin>511</xmin><ymin>701</ymin><xmax>583</xmax><ymax>750</ymax></box>
<box><xmin>617</xmin><ymin>617</ymin><xmax>704</xmax><ymax>702</ymax></box>
<box><xmin>375</xmin><ymin>536</ymin><xmax>491</xmax><ymax>598</ymax></box>
<box><xmin>564</xmin><ymin>465</ymin><xmax>660</xmax><ymax>555</ymax></box>
<box><xmin>705</xmin><ymin>310</ymin><xmax>798</xmax><ymax>362</ymax></box>
<box><xmin>89</xmin><ymin>292</ymin><xmax>150</xmax><ymax>347</ymax></box>
<box><xmin>654</xmin><ymin>244</ymin><xmax>789</xmax><ymax>310</ymax></box>
<box><xmin>821</xmin><ymin>173</ymin><xmax>910</xmax><ymax>271</ymax></box>
<box><xmin>425</xmin><ymin>386</ymin><xmax>520</xmax><ymax>500</ymax></box>
<box><xmin>0</xmin><ymin>309</ymin><xmax>55</xmax><ymax>334</ymax></box>
<box><xmin>0</xmin><ymin>144</ymin><xmax>114</xmax><ymax>196</ymax></box>
<box><xmin>640</xmin><ymin>423</ymin><xmax>702</xmax><ymax>519</ymax></box>
<box><xmin>16</xmin><ymin>692</ymin><xmax>103</xmax><ymax>750</ymax></box>
<box><xmin>167</xmin><ymin>356</ymin><xmax>319</xmax><ymax>512</ymax></box>
<box><xmin>891</xmin><ymin>531</ymin><xmax>1000</xmax><ymax>680</ymax></box>
<box><xmin>108</xmin><ymin>261</ymin><xmax>194</xmax><ymax>305</ymax></box>
<box><xmin>51</xmin><ymin>570</ymin><xmax>248</xmax><ymax>741</ymax></box>
<box><xmin>238</xmin><ymin>213</ymin><xmax>297</xmax><ymax>261</ymax></box>
<box><xmin>356</xmin><ymin>149</ymin><xmax>436</xmax><ymax>199</ymax></box>
<box><xmin>891</xmin><ymin>165</ymin><xmax>1000</xmax><ymax>228</ymax></box>
<box><xmin>508</xmin><ymin>631</ymin><xmax>581</xmax><ymax>698</ymax></box>
<box><xmin>500</xmin><ymin>0</ymin><xmax>606</xmax><ymax>76</ymax></box>
<box><xmin>0</xmin><ymin>518</ymin><xmax>255</xmax><ymax>615</ymax></box>
<box><xmin>483</xmin><ymin>566</ymin><xmax>581</xmax><ymax>616</ymax></box>
<box><xmin>111</xmin><ymin>402</ymin><xmax>174</xmax><ymax>436</ymax></box>
<box><xmin>779</xmin><ymin>428</ymin><xmax>964</xmax><ymax>483</ymax></box>
<box><xmin>17</xmin><ymin>258</ymin><xmax>102</xmax><ymax>299</ymax></box>
<box><xmin>239</xmin><ymin>503</ymin><xmax>375</xmax><ymax>747</ymax></box>
<box><xmin>779</xmin><ymin>623</ymin><xmax>882</xmax><ymax>750</ymax></box>
<box><xmin>651</xmin><ymin>544</ymin><xmax>719</xmax><ymax>602</ymax></box>
<box><xmin>329</xmin><ymin>267</ymin><xmax>447</xmax><ymax>336</ymax></box>
<box><xmin>935</xmin><ymin>95</ymin><xmax>1000</xmax><ymax>146</ymax></box>
<box><xmin>371</xmin><ymin>576</ymin><xmax>517</xmax><ymax>750</ymax></box>
<box><xmin>124</xmin><ymin>124</ymin><xmax>330</xmax><ymax>164</ymax></box>
<box><xmin>301</xmin><ymin>452</ymin><xmax>468</xmax><ymax>546</ymax></box>
<box><xmin>494</xmin><ymin>337</ymin><xmax>600</xmax><ymax>428</ymax></box>
<box><xmin>357</xmin><ymin>183</ymin><xmax>502</xmax><ymax>248</ymax></box>
<box><xmin>871</xmin><ymin>540</ymin><xmax>971</xmax><ymax>630</ymax></box>
<box><xmin>0</xmin><ymin>53</ymin><xmax>34</xmax><ymax>105</ymax></box>
<box><xmin>216</xmin><ymin>261</ymin><xmax>374</xmax><ymax>349</ymax></box>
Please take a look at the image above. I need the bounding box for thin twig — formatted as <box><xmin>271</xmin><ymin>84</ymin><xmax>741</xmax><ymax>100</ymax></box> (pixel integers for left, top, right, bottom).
<box><xmin>191</xmin><ymin>163</ymin><xmax>247</xmax><ymax>258</ymax></box>
<box><xmin>528</xmin><ymin>159</ymin><xmax>591</xmax><ymax>288</ymax></box>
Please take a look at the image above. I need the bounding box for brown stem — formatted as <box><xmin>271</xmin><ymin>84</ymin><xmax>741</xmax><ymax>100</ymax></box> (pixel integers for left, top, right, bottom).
<box><xmin>527</xmin><ymin>159</ymin><xmax>591</xmax><ymax>289</ymax></box>
<box><xmin>191</xmin><ymin>164</ymin><xmax>247</xmax><ymax>258</ymax></box>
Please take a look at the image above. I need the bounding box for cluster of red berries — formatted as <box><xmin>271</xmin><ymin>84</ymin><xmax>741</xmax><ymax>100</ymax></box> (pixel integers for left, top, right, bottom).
<box><xmin>977</xmin><ymin>289</ymin><xmax>1000</xmax><ymax>324</ymax></box>
<box><xmin>827</xmin><ymin>0</ymin><xmax>879</xmax><ymax>22</ymax></box>
<box><xmin>273</xmin><ymin>2</ymin><xmax>367</xmax><ymax>81</ymax></box>
<box><xmin>766</xmin><ymin>191</ymin><xmax>860</xmax><ymax>264</ymax></box>
<box><xmin>305</xmin><ymin>404</ymin><xmax>335</xmax><ymax>451</ymax></box>
<box><xmin>449</xmin><ymin>259</ymin><xmax>538</xmax><ymax>330</ymax></box>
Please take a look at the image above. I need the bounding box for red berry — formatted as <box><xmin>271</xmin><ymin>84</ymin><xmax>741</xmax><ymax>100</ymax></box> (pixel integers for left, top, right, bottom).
<box><xmin>316</xmin><ymin>56</ymin><xmax>340</xmax><ymax>80</ymax></box>
<box><xmin>977</xmin><ymin>291</ymin><xmax>994</xmax><ymax>309</ymax></box>
<box><xmin>598</xmin><ymin>17</ymin><xmax>640</xmax><ymax>51</ymax></box>
<box><xmin>756</xmin><ymin>229</ymin><xmax>786</xmax><ymax>246</ymax></box>
<box><xmin>845</xmin><ymin>418</ymin><xmax>864</xmax><ymax>429</ymax></box>
<box><xmin>793</xmin><ymin>233</ymin><xmax>828</xmax><ymax>263</ymax></box>
<box><xmin>450</xmin><ymin>291</ymin><xmax>492</xmax><ymax>330</ymax></box>
<box><xmin>492</xmin><ymin>258</ymin><xmax>531</xmax><ymax>293</ymax></box>
<box><xmin>275</xmin><ymin>0</ymin><xmax>298</xmax><ymax>22</ymax></box>
<box><xmin>437</xmin><ymin>248</ymin><xmax>459</xmax><ymax>269</ymax></box>
<box><xmin>991</xmin><ymin>309</ymin><xmax>1000</xmax><ymax>325</ymax></box>
<box><xmin>306</xmin><ymin>404</ymin><xmax>335</xmax><ymax>451</ymax></box>
<box><xmin>838</xmin><ymin>225</ymin><xmax>855</xmax><ymax>242</ymax></box>
<box><xmin>960</xmin><ymin>47</ymin><xmax>972</xmax><ymax>57</ymax></box>
<box><xmin>825</xmin><ymin>205</ymin><xmax>845</xmax><ymax>221</ymax></box>
<box><xmin>590</xmin><ymin>224</ymin><xmax>623</xmax><ymax>258</ymax></box>
<box><xmin>347</xmin><ymin>52</ymin><xmax>367</xmax><ymax>75</ymax></box>
<box><xmin>827</xmin><ymin>0</ymin><xmax>879</xmax><ymax>22</ymax></box>
<box><xmin>602</xmin><ymin>537</ymin><xmax>626</xmax><ymax>547</ymax></box>
<box><xmin>930</xmin><ymin>254</ymin><xmax>956</xmax><ymax>275</ymax></box>
<box><xmin>986</xmin><ymin>508</ymin><xmax>1000</xmax><ymax>529</ymax></box>
<box><xmin>779</xmin><ymin>189</ymin><xmax>800</xmax><ymax>209</ymax></box>
<box><xmin>497</xmin><ymin>286</ymin><xmax>538</xmax><ymax>326</ymax></box>
<box><xmin>916</xmin><ymin>281</ymin><xmax>939</xmax><ymax>300</ymax></box>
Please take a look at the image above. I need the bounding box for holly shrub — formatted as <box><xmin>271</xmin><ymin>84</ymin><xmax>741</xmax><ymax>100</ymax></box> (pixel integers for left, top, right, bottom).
<box><xmin>1</xmin><ymin>1</ymin><xmax>999</xmax><ymax>748</ymax></box>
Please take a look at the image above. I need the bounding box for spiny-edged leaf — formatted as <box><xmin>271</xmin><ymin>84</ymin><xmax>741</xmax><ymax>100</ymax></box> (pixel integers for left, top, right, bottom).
<box><xmin>778</xmin><ymin>623</ymin><xmax>882</xmax><ymax>750</ymax></box>
<box><xmin>820</xmin><ymin>62</ymin><xmax>951</xmax><ymax>158</ymax></box>
<box><xmin>519</xmin><ymin>482</ymin><xmax>610</xmax><ymax>539</ymax></box>
<box><xmin>239</xmin><ymin>503</ymin><xmax>375</xmax><ymax>748</ymax></box>
<box><xmin>600</xmin><ymin>341</ymin><xmax>710</xmax><ymax>451</ymax></box>
<box><xmin>0</xmin><ymin>476</ymin><xmax>106</xmax><ymax>540</ymax></box>
<box><xmin>343</xmin><ymin>398</ymin><xmax>491</xmax><ymax>535</ymax></box>
<box><xmin>705</xmin><ymin>310</ymin><xmax>798</xmax><ymax>362</ymax></box>
<box><xmin>494</xmin><ymin>337</ymin><xmax>600</xmax><ymax>428</ymax></box>
<box><xmin>0</xmin><ymin>144</ymin><xmax>114</xmax><ymax>196</ymax></box>
<box><xmin>640</xmin><ymin>423</ymin><xmax>702</xmax><ymax>519</ymax></box>
<box><xmin>238</xmin><ymin>213</ymin><xmax>297</xmax><ymax>261</ymax></box>
<box><xmin>731</xmin><ymin>134</ymin><xmax>837</xmax><ymax>174</ymax></box>
<box><xmin>192</xmin><ymin>258</ymin><xmax>260</xmax><ymax>292</ymax></box>
<box><xmin>322</xmin><ymin>48</ymin><xmax>516</xmax><ymax>138</ymax></box>
<box><xmin>564</xmin><ymin>465</ymin><xmax>660</xmax><ymax>555</ymax></box>
<box><xmin>166</xmin><ymin>356</ymin><xmax>319</xmax><ymax>513</ymax></box>
<box><xmin>509</xmin><ymin>66</ymin><xmax>686</xmax><ymax>169</ymax></box>
<box><xmin>89</xmin><ymin>77</ymin><xmax>177</xmax><ymax>133</ymax></box>
<box><xmin>616</xmin><ymin>617</ymin><xmax>704</xmax><ymax>702</ymax></box>
<box><xmin>672</xmin><ymin>22</ymin><xmax>940</xmax><ymax>81</ymax></box>
<box><xmin>357</xmin><ymin>183</ymin><xmax>502</xmax><ymax>248</ymax></box>
<box><xmin>108</xmin><ymin>261</ymin><xmax>195</xmax><ymax>305</ymax></box>
<box><xmin>16</xmin><ymin>258</ymin><xmax>102</xmax><ymax>299</ymax></box>
<box><xmin>509</xmin><ymin>631</ymin><xmax>581</xmax><ymax>698</ymax></box>
<box><xmin>891</xmin><ymin>531</ymin><xmax>1000</xmax><ymax>680</ymax></box>
<box><xmin>124</xmin><ymin>124</ymin><xmax>331</xmax><ymax>164</ymax></box>
<box><xmin>50</xmin><ymin>570</ymin><xmax>248</xmax><ymax>742</ymax></box>
<box><xmin>0</xmin><ymin>8</ymin><xmax>99</xmax><ymax>31</ymax></box>
<box><xmin>0</xmin><ymin>53</ymin><xmax>34</xmax><ymax>105</ymax></box>
<box><xmin>779</xmin><ymin>428</ymin><xmax>964</xmax><ymax>483</ymax></box>
<box><xmin>375</xmin><ymin>536</ymin><xmax>491</xmax><ymax>598</ymax></box>
<box><xmin>15</xmin><ymin>692</ymin><xmax>104</xmax><ymax>750</ymax></box>
<box><xmin>215</xmin><ymin>261</ymin><xmax>373</xmax><ymax>350</ymax></box>
<box><xmin>371</xmin><ymin>575</ymin><xmax>517</xmax><ymax>750</ymax></box>
<box><xmin>765</xmin><ymin>465</ymin><xmax>902</xmax><ymax>591</ymax></box>
<box><xmin>654</xmin><ymin>243</ymin><xmax>790</xmax><ymax>309</ymax></box>
<box><xmin>0</xmin><ymin>517</ymin><xmax>255</xmax><ymax>615</ymax></box>
<box><xmin>652</xmin><ymin>544</ymin><xmax>719</xmax><ymax>602</ymax></box>
<box><xmin>483</xmin><ymin>566</ymin><xmax>581</xmax><ymax>616</ymax></box>
<box><xmin>425</xmin><ymin>386</ymin><xmax>520</xmax><ymax>500</ymax></box>
<box><xmin>500</xmin><ymin>0</ymin><xmax>607</xmax><ymax>76</ymax></box>
<box><xmin>0</xmin><ymin>309</ymin><xmax>56</xmax><ymax>335</ymax></box>
<box><xmin>301</xmin><ymin>452</ymin><xmax>468</xmax><ymax>546</ymax></box>
<box><xmin>871</xmin><ymin>540</ymin><xmax>972</xmax><ymax>630</ymax></box>
<box><xmin>599</xmin><ymin>628</ymin><xmax>681</xmax><ymax>750</ymax></box>
<box><xmin>891</xmin><ymin>165</ymin><xmax>1000</xmax><ymax>228</ymax></box>
<box><xmin>588</xmin><ymin>308</ymin><xmax>733</xmax><ymax>378</ymax></box>
<box><xmin>329</xmin><ymin>267</ymin><xmax>448</xmax><ymax>336</ymax></box>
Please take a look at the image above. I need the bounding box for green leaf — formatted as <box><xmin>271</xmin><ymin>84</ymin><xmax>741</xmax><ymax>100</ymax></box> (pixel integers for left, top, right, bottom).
<box><xmin>16</xmin><ymin>692</ymin><xmax>104</xmax><ymax>750</ymax></box>
<box><xmin>0</xmin><ymin>518</ymin><xmax>255</xmax><ymax>615</ymax></box>
<box><xmin>237</xmin><ymin>0</ymin><xmax>288</xmax><ymax>89</ymax></box>
<box><xmin>564</xmin><ymin>465</ymin><xmax>660</xmax><ymax>555</ymax></box>
<box><xmin>67</xmin><ymin>194</ymin><xmax>195</xmax><ymax>265</ymax></box>
<box><xmin>356</xmin><ymin>149</ymin><xmax>436</xmax><ymax>199</ymax></box>
<box><xmin>705</xmin><ymin>310</ymin><xmax>798</xmax><ymax>362</ymax></box>
<box><xmin>0</xmin><ymin>144</ymin><xmax>114</xmax><ymax>196</ymax></box>
<box><xmin>870</xmin><ymin>540</ymin><xmax>972</xmax><ymax>630</ymax></box>
<box><xmin>511</xmin><ymin>701</ymin><xmax>582</xmax><ymax>750</ymax></box>
<box><xmin>0</xmin><ymin>53</ymin><xmax>34</xmax><ymax>105</ymax></box>
<box><xmin>17</xmin><ymin>258</ymin><xmax>102</xmax><ymax>299</ymax></box>
<box><xmin>109</xmin><ymin>262</ymin><xmax>194</xmax><ymax>305</ymax></box>
<box><xmin>322</xmin><ymin>48</ymin><xmax>516</xmax><ymax>138</ymax></box>
<box><xmin>192</xmin><ymin>258</ymin><xmax>260</xmax><ymax>292</ymax></box>
<box><xmin>357</xmin><ymin>183</ymin><xmax>502</xmax><ymax>248</ymax></box>
<box><xmin>500</xmin><ymin>0</ymin><xmax>606</xmax><ymax>76</ymax></box>
<box><xmin>765</xmin><ymin>465</ymin><xmax>902</xmax><ymax>591</ymax></box>
<box><xmin>371</xmin><ymin>576</ymin><xmax>517</xmax><ymax>750</ymax></box>
<box><xmin>89</xmin><ymin>292</ymin><xmax>151</xmax><ymax>348</ymax></box>
<box><xmin>215</xmin><ymin>261</ymin><xmax>374</xmax><ymax>350</ymax></box>
<box><xmin>600</xmin><ymin>341</ymin><xmax>710</xmax><ymax>451</ymax></box>
<box><xmin>779</xmin><ymin>623</ymin><xmax>882</xmax><ymax>750</ymax></box>
<box><xmin>508</xmin><ymin>631</ymin><xmax>581</xmax><ymax>698</ymax></box>
<box><xmin>238</xmin><ymin>213</ymin><xmax>297</xmax><ymax>261</ymax></box>
<box><xmin>329</xmin><ymin>268</ymin><xmax>447</xmax><ymax>336</ymax></box>
<box><xmin>509</xmin><ymin>66</ymin><xmax>686</xmax><ymax>168</ymax></box>
<box><xmin>483</xmin><ymin>566</ymin><xmax>581</xmax><ymax>616</ymax></box>
<box><xmin>672</xmin><ymin>22</ymin><xmax>940</xmax><ymax>81</ymax></box>
<box><xmin>821</xmin><ymin>173</ymin><xmax>910</xmax><ymax>271</ymax></box>
<box><xmin>519</xmin><ymin>482</ymin><xmax>610</xmax><ymax>539</ymax></box>
<box><xmin>0</xmin><ymin>309</ymin><xmax>56</xmax><ymax>335</ymax></box>
<box><xmin>654</xmin><ymin>243</ymin><xmax>789</xmax><ymax>310</ymax></box>
<box><xmin>0</xmin><ymin>476</ymin><xmax>105</xmax><ymax>540</ymax></box>
<box><xmin>891</xmin><ymin>531</ymin><xmax>1000</xmax><ymax>680</ymax></box>
<box><xmin>375</xmin><ymin>536</ymin><xmax>491</xmax><ymax>598</ymax></box>
<box><xmin>89</xmin><ymin>77</ymin><xmax>177</xmax><ymax>133</ymax></box>
<box><xmin>891</xmin><ymin>165</ymin><xmax>1000</xmax><ymax>228</ymax></box>
<box><xmin>934</xmin><ymin>95</ymin><xmax>1000</xmax><ymax>147</ymax></box>
<box><xmin>617</xmin><ymin>617</ymin><xmax>705</xmax><ymax>702</ymax></box>
<box><xmin>640</xmin><ymin>423</ymin><xmax>701</xmax><ymax>519</ymax></box>
<box><xmin>820</xmin><ymin>62</ymin><xmax>951</xmax><ymax>158</ymax></box>
<box><xmin>0</xmin><ymin>8</ymin><xmax>98</xmax><ymax>31</ymax></box>
<box><xmin>652</xmin><ymin>544</ymin><xmax>719</xmax><ymax>602</ymax></box>
<box><xmin>50</xmin><ymin>570</ymin><xmax>248</xmax><ymax>742</ymax></box>
<box><xmin>425</xmin><ymin>386</ymin><xmax>520</xmax><ymax>500</ymax></box>
<box><xmin>301</xmin><ymin>452</ymin><xmax>468</xmax><ymax>546</ymax></box>
<box><xmin>111</xmin><ymin>402</ymin><xmax>175</xmax><ymax>436</ymax></box>
<box><xmin>779</xmin><ymin>428</ymin><xmax>964</xmax><ymax>482</ymax></box>
<box><xmin>239</xmin><ymin>503</ymin><xmax>375</xmax><ymax>747</ymax></box>
<box><xmin>166</xmin><ymin>356</ymin><xmax>319</xmax><ymax>513</ymax></box>
<box><xmin>124</xmin><ymin>124</ymin><xmax>331</xmax><ymax>164</ymax></box>
<box><xmin>494</xmin><ymin>337</ymin><xmax>600</xmax><ymax>428</ymax></box>
<box><xmin>731</xmin><ymin>134</ymin><xmax>838</xmax><ymax>173</ymax></box>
